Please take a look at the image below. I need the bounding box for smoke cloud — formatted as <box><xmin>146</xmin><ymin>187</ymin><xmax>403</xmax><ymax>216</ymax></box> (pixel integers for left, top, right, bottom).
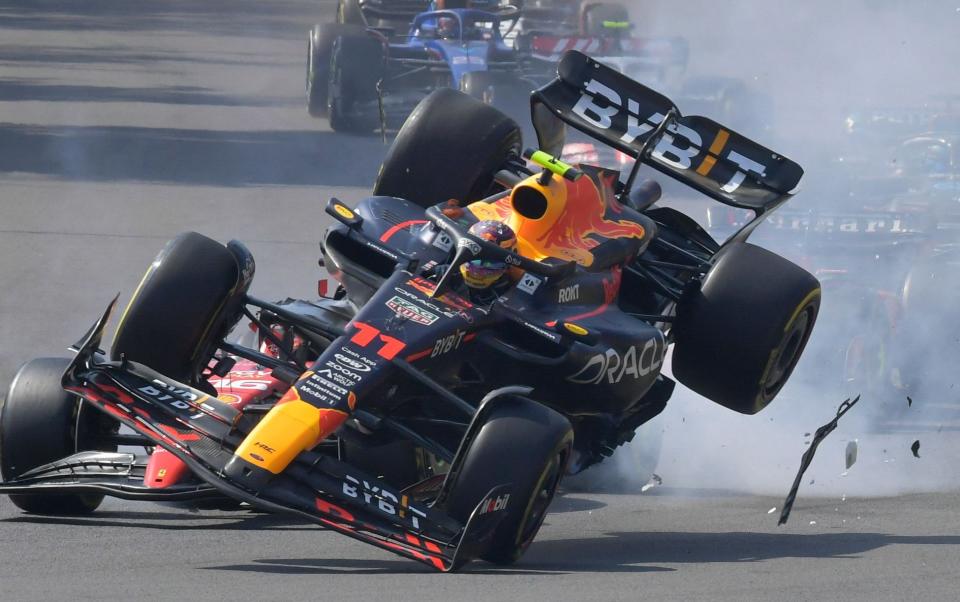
<box><xmin>603</xmin><ymin>0</ymin><xmax>960</xmax><ymax>498</ymax></box>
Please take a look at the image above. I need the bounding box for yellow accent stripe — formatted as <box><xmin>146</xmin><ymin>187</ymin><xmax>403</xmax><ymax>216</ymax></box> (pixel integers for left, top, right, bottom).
<box><xmin>696</xmin><ymin>155</ymin><xmax>717</xmax><ymax>176</ymax></box>
<box><xmin>785</xmin><ymin>288</ymin><xmax>821</xmax><ymax>332</ymax></box>
<box><xmin>709</xmin><ymin>129</ymin><xmax>730</xmax><ymax>155</ymax></box>
<box><xmin>113</xmin><ymin>263</ymin><xmax>157</xmax><ymax>342</ymax></box>
<box><xmin>696</xmin><ymin>129</ymin><xmax>730</xmax><ymax>176</ymax></box>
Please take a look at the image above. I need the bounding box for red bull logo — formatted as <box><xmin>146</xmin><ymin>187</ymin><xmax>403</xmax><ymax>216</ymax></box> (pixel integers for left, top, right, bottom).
<box><xmin>468</xmin><ymin>166</ymin><xmax>645</xmax><ymax>266</ymax></box>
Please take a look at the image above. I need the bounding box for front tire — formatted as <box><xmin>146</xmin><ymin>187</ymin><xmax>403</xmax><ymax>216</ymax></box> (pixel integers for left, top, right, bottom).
<box><xmin>443</xmin><ymin>396</ymin><xmax>572</xmax><ymax>564</ymax></box>
<box><xmin>0</xmin><ymin>358</ymin><xmax>115</xmax><ymax>515</ymax></box>
<box><xmin>111</xmin><ymin>232</ymin><xmax>247</xmax><ymax>389</ymax></box>
<box><xmin>373</xmin><ymin>88</ymin><xmax>522</xmax><ymax>207</ymax></box>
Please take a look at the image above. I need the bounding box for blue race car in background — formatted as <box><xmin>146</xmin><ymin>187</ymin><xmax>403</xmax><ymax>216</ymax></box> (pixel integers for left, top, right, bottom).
<box><xmin>307</xmin><ymin>8</ymin><xmax>532</xmax><ymax>133</ymax></box>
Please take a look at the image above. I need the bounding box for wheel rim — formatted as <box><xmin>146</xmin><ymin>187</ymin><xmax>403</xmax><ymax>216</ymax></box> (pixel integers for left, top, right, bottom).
<box><xmin>763</xmin><ymin>305</ymin><xmax>814</xmax><ymax>396</ymax></box>
<box><xmin>515</xmin><ymin>448</ymin><xmax>566</xmax><ymax>550</ymax></box>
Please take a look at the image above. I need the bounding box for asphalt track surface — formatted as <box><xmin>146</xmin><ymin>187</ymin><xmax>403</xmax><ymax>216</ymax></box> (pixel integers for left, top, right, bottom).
<box><xmin>2</xmin><ymin>2</ymin><xmax>960</xmax><ymax>600</ymax></box>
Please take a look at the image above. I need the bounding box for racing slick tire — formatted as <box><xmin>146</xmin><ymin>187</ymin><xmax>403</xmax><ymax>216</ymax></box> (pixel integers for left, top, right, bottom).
<box><xmin>336</xmin><ymin>0</ymin><xmax>365</xmax><ymax>25</ymax></box>
<box><xmin>327</xmin><ymin>32</ymin><xmax>384</xmax><ymax>133</ymax></box>
<box><xmin>307</xmin><ymin>24</ymin><xmax>364</xmax><ymax>118</ymax></box>
<box><xmin>373</xmin><ymin>88</ymin><xmax>523</xmax><ymax>207</ymax></box>
<box><xmin>111</xmin><ymin>232</ymin><xmax>247</xmax><ymax>391</ymax></box>
<box><xmin>672</xmin><ymin>242</ymin><xmax>821</xmax><ymax>414</ymax></box>
<box><xmin>443</xmin><ymin>396</ymin><xmax>572</xmax><ymax>564</ymax></box>
<box><xmin>1</xmin><ymin>358</ymin><xmax>116</xmax><ymax>515</ymax></box>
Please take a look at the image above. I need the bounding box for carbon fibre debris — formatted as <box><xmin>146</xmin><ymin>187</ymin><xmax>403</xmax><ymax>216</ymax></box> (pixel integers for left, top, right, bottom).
<box><xmin>778</xmin><ymin>395</ymin><xmax>861</xmax><ymax>526</ymax></box>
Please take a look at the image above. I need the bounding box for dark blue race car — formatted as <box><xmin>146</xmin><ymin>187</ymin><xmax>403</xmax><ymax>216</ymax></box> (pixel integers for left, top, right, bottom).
<box><xmin>307</xmin><ymin>8</ymin><xmax>533</xmax><ymax>133</ymax></box>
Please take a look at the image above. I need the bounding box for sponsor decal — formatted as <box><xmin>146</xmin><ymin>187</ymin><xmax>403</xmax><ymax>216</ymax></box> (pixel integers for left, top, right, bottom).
<box><xmin>137</xmin><ymin>379</ymin><xmax>205</xmax><ymax>414</ymax></box>
<box><xmin>364</xmin><ymin>240</ymin><xmax>399</xmax><ymax>260</ymax></box>
<box><xmin>207</xmin><ymin>378</ymin><xmax>269</xmax><ymax>391</ymax></box>
<box><xmin>431</xmin><ymin>330</ymin><xmax>466</xmax><ymax>358</ymax></box>
<box><xmin>478</xmin><ymin>494</ymin><xmax>510</xmax><ymax>515</ymax></box>
<box><xmin>342</xmin><ymin>474</ymin><xmax>427</xmax><ymax>528</ymax></box>
<box><xmin>339</xmin><ymin>346</ymin><xmax>377</xmax><ymax>367</ymax></box>
<box><xmin>324</xmin><ymin>363</ymin><xmax>361</xmax><ymax>381</ymax></box>
<box><xmin>517</xmin><ymin>273</ymin><xmax>542</xmax><ymax>294</ymax></box>
<box><xmin>504</xmin><ymin>254</ymin><xmax>522</xmax><ymax>267</ymax></box>
<box><xmin>521</xmin><ymin>320</ymin><xmax>562</xmax><ymax>343</ymax></box>
<box><xmin>568</xmin><ymin>333</ymin><xmax>667</xmax><ymax>385</ymax></box>
<box><xmin>394</xmin><ymin>286</ymin><xmax>458</xmax><ymax>318</ymax></box>
<box><xmin>350</xmin><ymin>322</ymin><xmax>407</xmax><ymax>360</ymax></box>
<box><xmin>451</xmin><ymin>55</ymin><xmax>486</xmax><ymax>66</ymax></box>
<box><xmin>254</xmin><ymin>441</ymin><xmax>276</xmax><ymax>454</ymax></box>
<box><xmin>407</xmin><ymin>278</ymin><xmax>473</xmax><ymax>311</ymax></box>
<box><xmin>458</xmin><ymin>238</ymin><xmax>482</xmax><ymax>256</ymax></box>
<box><xmin>334</xmin><ymin>353</ymin><xmax>370</xmax><ymax>372</ymax></box>
<box><xmin>387</xmin><ymin>296</ymin><xmax>439</xmax><ymax>325</ymax></box>
<box><xmin>768</xmin><ymin>213</ymin><xmax>909</xmax><ymax>234</ymax></box>
<box><xmin>572</xmin><ymin>78</ymin><xmax>766</xmax><ymax>193</ymax></box>
<box><xmin>334</xmin><ymin>204</ymin><xmax>355</xmax><ymax>219</ymax></box>
<box><xmin>558</xmin><ymin>284</ymin><xmax>580</xmax><ymax>303</ymax></box>
<box><xmin>432</xmin><ymin>231</ymin><xmax>453</xmax><ymax>252</ymax></box>
<box><xmin>564</xmin><ymin>322</ymin><xmax>589</xmax><ymax>336</ymax></box>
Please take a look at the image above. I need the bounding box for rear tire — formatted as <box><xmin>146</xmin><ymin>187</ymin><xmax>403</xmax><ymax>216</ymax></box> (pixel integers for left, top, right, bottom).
<box><xmin>327</xmin><ymin>32</ymin><xmax>384</xmax><ymax>133</ymax></box>
<box><xmin>443</xmin><ymin>396</ymin><xmax>572</xmax><ymax>564</ymax></box>
<box><xmin>672</xmin><ymin>243</ymin><xmax>820</xmax><ymax>414</ymax></box>
<box><xmin>0</xmin><ymin>358</ymin><xmax>115</xmax><ymax>515</ymax></box>
<box><xmin>373</xmin><ymin>88</ymin><xmax>522</xmax><ymax>207</ymax></box>
<box><xmin>111</xmin><ymin>232</ymin><xmax>244</xmax><ymax>389</ymax></box>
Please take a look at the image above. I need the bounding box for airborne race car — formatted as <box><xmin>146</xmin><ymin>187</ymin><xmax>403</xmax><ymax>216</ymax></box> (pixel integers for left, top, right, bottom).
<box><xmin>0</xmin><ymin>52</ymin><xmax>819</xmax><ymax>571</ymax></box>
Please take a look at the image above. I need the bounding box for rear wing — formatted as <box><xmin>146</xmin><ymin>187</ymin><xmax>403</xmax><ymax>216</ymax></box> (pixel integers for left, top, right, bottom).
<box><xmin>530</xmin><ymin>51</ymin><xmax>803</xmax><ymax>213</ymax></box>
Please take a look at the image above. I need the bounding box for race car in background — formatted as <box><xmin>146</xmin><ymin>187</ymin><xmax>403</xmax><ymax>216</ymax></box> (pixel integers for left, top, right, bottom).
<box><xmin>307</xmin><ymin>8</ymin><xmax>534</xmax><ymax>132</ymax></box>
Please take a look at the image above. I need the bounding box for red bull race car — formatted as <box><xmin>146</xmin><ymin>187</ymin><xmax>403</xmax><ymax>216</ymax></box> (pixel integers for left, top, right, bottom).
<box><xmin>0</xmin><ymin>51</ymin><xmax>819</xmax><ymax>571</ymax></box>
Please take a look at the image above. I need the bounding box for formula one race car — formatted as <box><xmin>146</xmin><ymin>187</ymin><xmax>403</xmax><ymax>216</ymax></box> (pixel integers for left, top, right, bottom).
<box><xmin>307</xmin><ymin>7</ymin><xmax>532</xmax><ymax>132</ymax></box>
<box><xmin>0</xmin><ymin>51</ymin><xmax>819</xmax><ymax>571</ymax></box>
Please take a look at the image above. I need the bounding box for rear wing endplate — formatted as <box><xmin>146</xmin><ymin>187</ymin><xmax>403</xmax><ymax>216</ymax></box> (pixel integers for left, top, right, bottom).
<box><xmin>531</xmin><ymin>51</ymin><xmax>803</xmax><ymax>212</ymax></box>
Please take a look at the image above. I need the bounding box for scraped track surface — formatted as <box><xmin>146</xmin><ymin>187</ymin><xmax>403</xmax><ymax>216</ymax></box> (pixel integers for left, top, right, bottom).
<box><xmin>2</xmin><ymin>2</ymin><xmax>960</xmax><ymax>600</ymax></box>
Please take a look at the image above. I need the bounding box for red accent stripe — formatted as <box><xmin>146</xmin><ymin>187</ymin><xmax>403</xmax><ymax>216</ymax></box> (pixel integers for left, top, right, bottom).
<box><xmin>560</xmin><ymin>303</ymin><xmax>610</xmax><ymax>323</ymax></box>
<box><xmin>380</xmin><ymin>220</ymin><xmax>427</xmax><ymax>242</ymax></box>
<box><xmin>406</xmin><ymin>348</ymin><xmax>433</xmax><ymax>362</ymax></box>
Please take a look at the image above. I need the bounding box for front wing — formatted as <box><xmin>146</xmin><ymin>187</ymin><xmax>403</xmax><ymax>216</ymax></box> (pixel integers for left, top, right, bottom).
<box><xmin>5</xmin><ymin>299</ymin><xmax>510</xmax><ymax>572</ymax></box>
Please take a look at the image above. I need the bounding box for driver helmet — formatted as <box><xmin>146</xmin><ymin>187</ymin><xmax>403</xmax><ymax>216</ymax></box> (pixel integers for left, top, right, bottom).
<box><xmin>438</xmin><ymin>15</ymin><xmax>459</xmax><ymax>38</ymax></box>
<box><xmin>459</xmin><ymin>220</ymin><xmax>517</xmax><ymax>289</ymax></box>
